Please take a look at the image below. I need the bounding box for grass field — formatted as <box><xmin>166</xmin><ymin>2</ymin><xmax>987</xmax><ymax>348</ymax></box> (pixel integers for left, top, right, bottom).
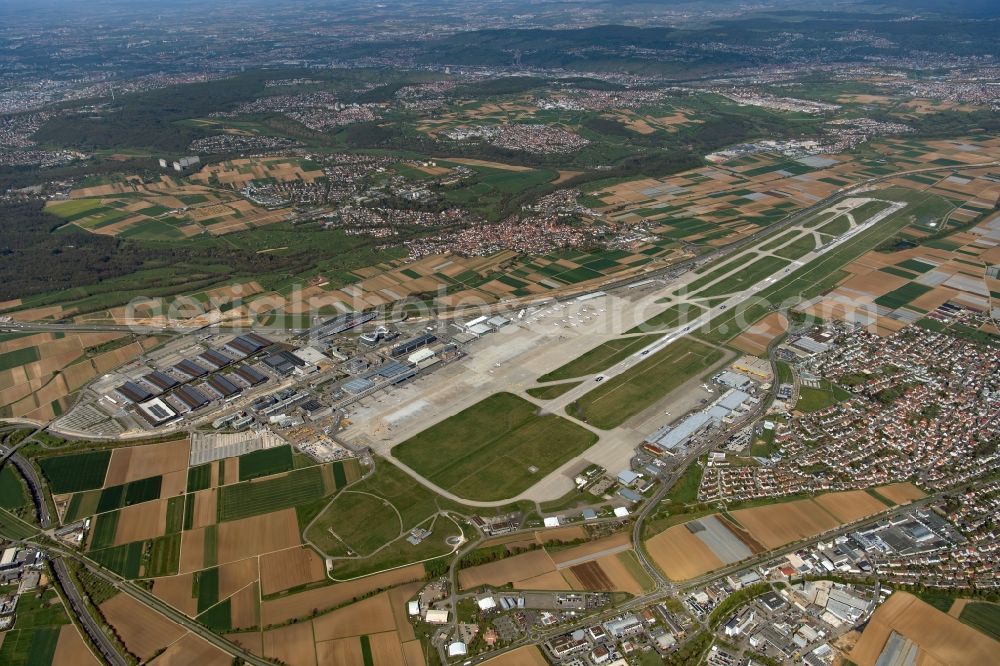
<box><xmin>217</xmin><ymin>464</ymin><xmax>327</xmax><ymax>522</ymax></box>
<box><xmin>538</xmin><ymin>335</ymin><xmax>660</xmax><ymax>382</ymax></box>
<box><xmin>38</xmin><ymin>450</ymin><xmax>111</xmax><ymax>493</ymax></box>
<box><xmin>628</xmin><ymin>303</ymin><xmax>705</xmax><ymax>334</ymax></box>
<box><xmin>874</xmin><ymin>282</ymin><xmax>932</xmax><ymax>309</ymax></box>
<box><xmin>959</xmin><ymin>602</ymin><xmax>1000</xmax><ymax>642</ymax></box>
<box><xmin>146</xmin><ymin>533</ymin><xmax>181</xmax><ymax>576</ymax></box>
<box><xmin>309</xmin><ymin>491</ymin><xmax>402</xmax><ymax>556</ymax></box>
<box><xmin>693</xmin><ymin>256</ymin><xmax>791</xmax><ymax>298</ymax></box>
<box><xmin>796</xmin><ymin>380</ymin><xmax>851</xmax><ymax>412</ymax></box>
<box><xmin>0</xmin><ymin>346</ymin><xmax>39</xmax><ymax>372</ymax></box>
<box><xmin>187</xmin><ymin>464</ymin><xmax>212</xmax><ymax>492</ymax></box>
<box><xmin>526</xmin><ymin>382</ymin><xmax>582</xmax><ymax>400</ymax></box>
<box><xmin>392</xmin><ymin>393</ymin><xmax>597</xmax><ymax>501</ymax></box>
<box><xmin>238</xmin><ymin>445</ymin><xmax>293</xmax><ymax>481</ymax></box>
<box><xmin>90</xmin><ymin>510</ymin><xmax>120</xmax><ymax>550</ymax></box>
<box><xmin>90</xmin><ymin>542</ymin><xmax>143</xmax><ymax>578</ymax></box>
<box><xmin>0</xmin><ymin>586</ymin><xmax>68</xmax><ymax>666</ymax></box>
<box><xmin>569</xmin><ymin>338</ymin><xmax>725</xmax><ymax>429</ymax></box>
<box><xmin>0</xmin><ymin>466</ymin><xmax>27</xmax><ymax>510</ymax></box>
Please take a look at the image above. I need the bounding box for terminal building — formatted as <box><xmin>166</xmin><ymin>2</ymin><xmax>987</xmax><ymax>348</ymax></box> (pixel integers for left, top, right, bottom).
<box><xmin>308</xmin><ymin>311</ymin><xmax>376</xmax><ymax>339</ymax></box>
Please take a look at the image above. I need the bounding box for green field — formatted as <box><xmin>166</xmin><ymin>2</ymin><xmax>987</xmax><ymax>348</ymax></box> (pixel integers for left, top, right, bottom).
<box><xmin>187</xmin><ymin>463</ymin><xmax>212</xmax><ymax>492</ymax></box>
<box><xmin>146</xmin><ymin>533</ymin><xmax>182</xmax><ymax>576</ymax></box>
<box><xmin>570</xmin><ymin>338</ymin><xmax>725</xmax><ymax>429</ymax></box>
<box><xmin>873</xmin><ymin>282</ymin><xmax>932</xmax><ymax>309</ymax></box>
<box><xmin>0</xmin><ymin>586</ymin><xmax>68</xmax><ymax>666</ymax></box>
<box><xmin>773</xmin><ymin>234</ymin><xmax>816</xmax><ymax>260</ymax></box>
<box><xmin>90</xmin><ymin>542</ymin><xmax>143</xmax><ymax>578</ymax></box>
<box><xmin>392</xmin><ymin>393</ymin><xmax>597</xmax><ymax>501</ymax></box>
<box><xmin>38</xmin><ymin>450</ymin><xmax>111</xmax><ymax>493</ymax></box>
<box><xmin>959</xmin><ymin>602</ymin><xmax>1000</xmax><ymax>641</ymax></box>
<box><xmin>796</xmin><ymin>380</ymin><xmax>852</xmax><ymax>412</ymax></box>
<box><xmin>538</xmin><ymin>335</ymin><xmax>660</xmax><ymax>382</ymax></box>
<box><xmin>693</xmin><ymin>256</ymin><xmax>791</xmax><ymax>298</ymax></box>
<box><xmin>218</xmin><ymin>464</ymin><xmax>328</xmax><ymax>522</ymax></box>
<box><xmin>196</xmin><ymin>566</ymin><xmax>220</xmax><ymax>612</ymax></box>
<box><xmin>526</xmin><ymin>381</ymin><xmax>582</xmax><ymax>400</ymax></box>
<box><xmin>89</xmin><ymin>510</ymin><xmax>120</xmax><ymax>550</ymax></box>
<box><xmin>628</xmin><ymin>302</ymin><xmax>705</xmax><ymax>334</ymax></box>
<box><xmin>0</xmin><ymin>466</ymin><xmax>27</xmax><ymax>510</ymax></box>
<box><xmin>309</xmin><ymin>491</ymin><xmax>402</xmax><ymax>556</ymax></box>
<box><xmin>238</xmin><ymin>445</ymin><xmax>293</xmax><ymax>481</ymax></box>
<box><xmin>165</xmin><ymin>496</ymin><xmax>185</xmax><ymax>534</ymax></box>
<box><xmin>0</xmin><ymin>346</ymin><xmax>39</xmax><ymax>372</ymax></box>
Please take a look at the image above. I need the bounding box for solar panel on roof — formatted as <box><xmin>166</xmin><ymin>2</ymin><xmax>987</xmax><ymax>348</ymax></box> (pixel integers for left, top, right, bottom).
<box><xmin>175</xmin><ymin>359</ymin><xmax>208</xmax><ymax>377</ymax></box>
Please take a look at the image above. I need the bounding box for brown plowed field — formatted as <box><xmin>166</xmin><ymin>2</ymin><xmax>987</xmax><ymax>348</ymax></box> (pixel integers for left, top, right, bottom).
<box><xmin>645</xmin><ymin>521</ymin><xmax>725</xmax><ymax>581</ymax></box>
<box><xmin>225</xmin><ymin>632</ymin><xmax>262</xmax><ymax>656</ymax></box>
<box><xmin>159</xmin><ymin>470</ymin><xmax>187</xmax><ymax>498</ymax></box>
<box><xmin>113</xmin><ymin>499</ymin><xmax>168</xmax><ymax>546</ymax></box>
<box><xmin>458</xmin><ymin>549</ymin><xmax>555</xmax><ymax>589</ymax></box>
<box><xmin>216</xmin><ymin>509</ymin><xmax>301</xmax><ymax>565</ymax></box>
<box><xmin>402</xmin><ymin>639</ymin><xmax>426</xmax><ymax>666</ymax></box>
<box><xmin>850</xmin><ymin>592</ymin><xmax>1000</xmax><ymax>666</ymax></box>
<box><xmin>731</xmin><ymin>499</ymin><xmax>840</xmax><ymax>550</ymax></box>
<box><xmin>536</xmin><ymin>526</ymin><xmax>587</xmax><ymax>544</ymax></box>
<box><xmin>482</xmin><ymin>645</ymin><xmax>550</xmax><ymax>665</ymax></box>
<box><xmin>813</xmin><ymin>490</ymin><xmax>888</xmax><ymax>524</ymax></box>
<box><xmin>229</xmin><ymin>583</ymin><xmax>260</xmax><ymax>629</ymax></box>
<box><xmin>104</xmin><ymin>439</ymin><xmax>190</xmax><ymax>486</ymax></box>
<box><xmin>261</xmin><ymin>565</ymin><xmax>424</xmax><ymax>626</ymax></box>
<box><xmin>875</xmin><ymin>483</ymin><xmax>925</xmax><ymax>505</ymax></box>
<box><xmin>513</xmin><ymin>570</ymin><xmax>573</xmax><ymax>591</ymax></box>
<box><xmin>149</xmin><ymin>632</ymin><xmax>229</xmax><ymax>666</ymax></box>
<box><xmin>568</xmin><ymin>561</ymin><xmax>614</xmax><ymax>591</ymax></box>
<box><xmin>260</xmin><ymin>546</ymin><xmax>326</xmax><ymax>595</ymax></box>
<box><xmin>593</xmin><ymin>553</ymin><xmax>645</xmax><ymax>594</ymax></box>
<box><xmin>100</xmin><ymin>593</ymin><xmax>185</xmax><ymax>660</ymax></box>
<box><xmin>316</xmin><ymin>637</ymin><xmax>363</xmax><ymax>665</ymax></box>
<box><xmin>263</xmin><ymin>623</ymin><xmax>317</xmax><ymax>666</ymax></box>
<box><xmin>548</xmin><ymin>532</ymin><xmax>631</xmax><ymax>565</ymax></box>
<box><xmin>312</xmin><ymin>592</ymin><xmax>396</xmax><ymax>641</ymax></box>
<box><xmin>191</xmin><ymin>489</ymin><xmax>217</xmax><ymax>529</ymax></box>
<box><xmin>179</xmin><ymin>528</ymin><xmax>206</xmax><ymax>573</ymax></box>
<box><xmin>152</xmin><ymin>573</ymin><xmax>197</xmax><ymax>616</ymax></box>
<box><xmin>218</xmin><ymin>557</ymin><xmax>258</xmax><ymax>600</ymax></box>
<box><xmin>51</xmin><ymin>624</ymin><xmax>100</xmax><ymax>666</ymax></box>
<box><xmin>369</xmin><ymin>631</ymin><xmax>406</xmax><ymax>666</ymax></box>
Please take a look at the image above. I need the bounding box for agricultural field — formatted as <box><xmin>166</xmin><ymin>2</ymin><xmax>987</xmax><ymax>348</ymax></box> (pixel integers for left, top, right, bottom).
<box><xmin>457</xmin><ymin>532</ymin><xmax>646</xmax><ymax>594</ymax></box>
<box><xmin>0</xmin><ymin>330</ymin><xmax>163</xmax><ymax>421</ymax></box>
<box><xmin>958</xmin><ymin>602</ymin><xmax>1000</xmax><ymax>642</ymax></box>
<box><xmin>569</xmin><ymin>338</ymin><xmax>725</xmax><ymax>429</ymax></box>
<box><xmin>645</xmin><ymin>489</ymin><xmax>895</xmax><ymax>579</ymax></box>
<box><xmin>851</xmin><ymin>592</ymin><xmax>1000</xmax><ymax>666</ymax></box>
<box><xmin>0</xmin><ymin>583</ymin><xmax>95</xmax><ymax>666</ymax></box>
<box><xmin>45</xmin><ymin>159</ymin><xmax>318</xmax><ymax>240</ymax></box>
<box><xmin>392</xmin><ymin>392</ymin><xmax>597</xmax><ymax>501</ymax></box>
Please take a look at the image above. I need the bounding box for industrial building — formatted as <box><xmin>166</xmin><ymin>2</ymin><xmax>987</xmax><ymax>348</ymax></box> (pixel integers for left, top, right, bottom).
<box><xmin>308</xmin><ymin>311</ymin><xmax>376</xmax><ymax>339</ymax></box>
<box><xmin>199</xmin><ymin>349</ymin><xmax>236</xmax><ymax>371</ymax></box>
<box><xmin>174</xmin><ymin>385</ymin><xmax>210</xmax><ymax>411</ymax></box>
<box><xmin>206</xmin><ymin>374</ymin><xmax>241</xmax><ymax>399</ymax></box>
<box><xmin>262</xmin><ymin>350</ymin><xmax>307</xmax><ymax>376</ymax></box>
<box><xmin>223</xmin><ymin>333</ymin><xmax>272</xmax><ymax>358</ymax></box>
<box><xmin>174</xmin><ymin>359</ymin><xmax>209</xmax><ymax>379</ymax></box>
<box><xmin>232</xmin><ymin>365</ymin><xmax>268</xmax><ymax>387</ymax></box>
<box><xmin>134</xmin><ymin>397</ymin><xmax>179</xmax><ymax>427</ymax></box>
<box><xmin>116</xmin><ymin>381</ymin><xmax>153</xmax><ymax>404</ymax></box>
<box><xmin>143</xmin><ymin>370</ymin><xmax>178</xmax><ymax>392</ymax></box>
<box><xmin>644</xmin><ymin>389</ymin><xmax>754</xmax><ymax>455</ymax></box>
<box><xmin>390</xmin><ymin>333</ymin><xmax>437</xmax><ymax>358</ymax></box>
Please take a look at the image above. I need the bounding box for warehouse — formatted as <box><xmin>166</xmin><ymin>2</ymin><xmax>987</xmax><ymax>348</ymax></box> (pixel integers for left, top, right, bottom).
<box><xmin>232</xmin><ymin>365</ymin><xmax>268</xmax><ymax>387</ymax></box>
<box><xmin>224</xmin><ymin>332</ymin><xmax>272</xmax><ymax>357</ymax></box>
<box><xmin>174</xmin><ymin>385</ymin><xmax>210</xmax><ymax>410</ymax></box>
<box><xmin>135</xmin><ymin>397</ymin><xmax>179</xmax><ymax>427</ymax></box>
<box><xmin>143</xmin><ymin>370</ymin><xmax>178</xmax><ymax>392</ymax></box>
<box><xmin>199</xmin><ymin>349</ymin><xmax>236</xmax><ymax>370</ymax></box>
<box><xmin>174</xmin><ymin>359</ymin><xmax>209</xmax><ymax>379</ymax></box>
<box><xmin>116</xmin><ymin>381</ymin><xmax>153</xmax><ymax>404</ymax></box>
<box><xmin>408</xmin><ymin>347</ymin><xmax>436</xmax><ymax>365</ymax></box>
<box><xmin>206</xmin><ymin>374</ymin><xmax>242</xmax><ymax>399</ymax></box>
<box><xmin>262</xmin><ymin>350</ymin><xmax>307</xmax><ymax>376</ymax></box>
